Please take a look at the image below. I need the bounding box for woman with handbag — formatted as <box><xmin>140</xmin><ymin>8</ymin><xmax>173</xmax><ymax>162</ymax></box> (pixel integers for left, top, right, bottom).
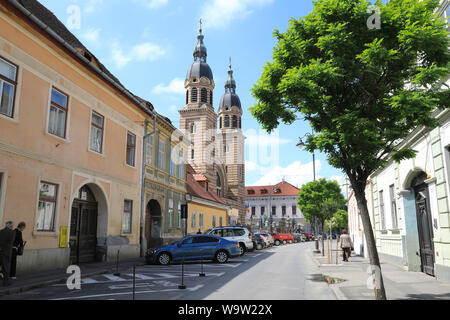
<box><xmin>10</xmin><ymin>222</ymin><xmax>26</xmax><ymax>280</ymax></box>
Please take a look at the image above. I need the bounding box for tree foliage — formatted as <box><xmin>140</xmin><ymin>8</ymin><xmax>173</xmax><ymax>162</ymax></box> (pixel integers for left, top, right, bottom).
<box><xmin>297</xmin><ymin>179</ymin><xmax>346</xmax><ymax>225</ymax></box>
<box><xmin>251</xmin><ymin>0</ymin><xmax>449</xmax><ymax>188</ymax></box>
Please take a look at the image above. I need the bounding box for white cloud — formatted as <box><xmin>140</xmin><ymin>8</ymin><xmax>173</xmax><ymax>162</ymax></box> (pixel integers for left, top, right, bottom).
<box><xmin>249</xmin><ymin>160</ymin><xmax>322</xmax><ymax>188</ymax></box>
<box><xmin>111</xmin><ymin>41</ymin><xmax>166</xmax><ymax>68</ymax></box>
<box><xmin>134</xmin><ymin>0</ymin><xmax>169</xmax><ymax>9</ymax></box>
<box><xmin>152</xmin><ymin>78</ymin><xmax>185</xmax><ymax>95</ymax></box>
<box><xmin>200</xmin><ymin>0</ymin><xmax>274</xmax><ymax>30</ymax></box>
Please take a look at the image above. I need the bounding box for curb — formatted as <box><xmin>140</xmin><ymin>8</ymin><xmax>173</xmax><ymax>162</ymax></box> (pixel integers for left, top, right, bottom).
<box><xmin>328</xmin><ymin>283</ymin><xmax>348</xmax><ymax>300</ymax></box>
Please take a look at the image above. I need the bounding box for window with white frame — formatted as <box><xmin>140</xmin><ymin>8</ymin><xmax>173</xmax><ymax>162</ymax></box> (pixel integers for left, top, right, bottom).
<box><xmin>212</xmin><ymin>215</ymin><xmax>217</xmax><ymax>228</ymax></box>
<box><xmin>170</xmin><ymin>158</ymin><xmax>175</xmax><ymax>176</ymax></box>
<box><xmin>191</xmin><ymin>211</ymin><xmax>196</xmax><ymax>229</ymax></box>
<box><xmin>36</xmin><ymin>182</ymin><xmax>58</xmax><ymax>232</ymax></box>
<box><xmin>199</xmin><ymin>212</ymin><xmax>204</xmax><ymax>229</ymax></box>
<box><xmin>48</xmin><ymin>88</ymin><xmax>69</xmax><ymax>139</ymax></box>
<box><xmin>169</xmin><ymin>199</ymin><xmax>174</xmax><ymax>227</ymax></box>
<box><xmin>178</xmin><ymin>150</ymin><xmax>184</xmax><ymax>179</ymax></box>
<box><xmin>219</xmin><ymin>216</ymin><xmax>223</xmax><ymax>227</ymax></box>
<box><xmin>159</xmin><ymin>138</ymin><xmax>165</xmax><ymax>170</ymax></box>
<box><xmin>145</xmin><ymin>135</ymin><xmax>154</xmax><ymax>165</ymax></box>
<box><xmin>0</xmin><ymin>57</ymin><xmax>17</xmax><ymax>118</ymax></box>
<box><xmin>122</xmin><ymin>200</ymin><xmax>133</xmax><ymax>234</ymax></box>
<box><xmin>379</xmin><ymin>190</ymin><xmax>386</xmax><ymax>230</ymax></box>
<box><xmin>90</xmin><ymin>111</ymin><xmax>104</xmax><ymax>153</ymax></box>
<box><xmin>389</xmin><ymin>184</ymin><xmax>398</xmax><ymax>229</ymax></box>
<box><xmin>126</xmin><ymin>132</ymin><xmax>136</xmax><ymax>167</ymax></box>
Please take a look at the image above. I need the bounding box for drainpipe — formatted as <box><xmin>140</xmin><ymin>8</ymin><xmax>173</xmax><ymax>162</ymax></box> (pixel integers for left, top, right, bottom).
<box><xmin>140</xmin><ymin>114</ymin><xmax>157</xmax><ymax>257</ymax></box>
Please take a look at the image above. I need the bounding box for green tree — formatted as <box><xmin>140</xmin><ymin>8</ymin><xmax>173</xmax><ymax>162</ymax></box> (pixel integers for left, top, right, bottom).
<box><xmin>298</xmin><ymin>179</ymin><xmax>346</xmax><ymax>255</ymax></box>
<box><xmin>251</xmin><ymin>0</ymin><xmax>449</xmax><ymax>300</ymax></box>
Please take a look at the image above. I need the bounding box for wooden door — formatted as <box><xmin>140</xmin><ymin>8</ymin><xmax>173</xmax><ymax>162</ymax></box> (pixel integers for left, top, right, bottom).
<box><xmin>70</xmin><ymin>200</ymin><xmax>98</xmax><ymax>264</ymax></box>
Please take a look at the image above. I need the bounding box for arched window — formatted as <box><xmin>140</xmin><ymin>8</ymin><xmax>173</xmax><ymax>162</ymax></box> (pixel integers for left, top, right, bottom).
<box><xmin>216</xmin><ymin>172</ymin><xmax>222</xmax><ymax>197</ymax></box>
<box><xmin>219</xmin><ymin>117</ymin><xmax>222</xmax><ymax>129</ymax></box>
<box><xmin>186</xmin><ymin>90</ymin><xmax>189</xmax><ymax>104</ymax></box>
<box><xmin>238</xmin><ymin>117</ymin><xmax>241</xmax><ymax>129</ymax></box>
<box><xmin>201</xmin><ymin>88</ymin><xmax>208</xmax><ymax>103</ymax></box>
<box><xmin>224</xmin><ymin>115</ymin><xmax>230</xmax><ymax>128</ymax></box>
<box><xmin>232</xmin><ymin>115</ymin><xmax>238</xmax><ymax>128</ymax></box>
<box><xmin>210</xmin><ymin>91</ymin><xmax>213</xmax><ymax>105</ymax></box>
<box><xmin>191</xmin><ymin>88</ymin><xmax>198</xmax><ymax>103</ymax></box>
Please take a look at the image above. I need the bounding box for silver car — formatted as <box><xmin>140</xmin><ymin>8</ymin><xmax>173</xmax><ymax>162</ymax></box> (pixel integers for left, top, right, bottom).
<box><xmin>256</xmin><ymin>232</ymin><xmax>273</xmax><ymax>247</ymax></box>
<box><xmin>208</xmin><ymin>227</ymin><xmax>254</xmax><ymax>255</ymax></box>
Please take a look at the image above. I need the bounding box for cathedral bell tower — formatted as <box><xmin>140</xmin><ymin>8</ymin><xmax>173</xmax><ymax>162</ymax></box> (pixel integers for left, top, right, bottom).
<box><xmin>218</xmin><ymin>60</ymin><xmax>246</xmax><ymax>223</ymax></box>
<box><xmin>179</xmin><ymin>22</ymin><xmax>219</xmax><ymax>191</ymax></box>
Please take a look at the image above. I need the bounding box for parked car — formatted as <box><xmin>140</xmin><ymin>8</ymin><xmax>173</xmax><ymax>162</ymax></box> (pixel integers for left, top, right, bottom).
<box><xmin>252</xmin><ymin>233</ymin><xmax>266</xmax><ymax>250</ymax></box>
<box><xmin>208</xmin><ymin>226</ymin><xmax>254</xmax><ymax>255</ymax></box>
<box><xmin>281</xmin><ymin>233</ymin><xmax>295</xmax><ymax>244</ymax></box>
<box><xmin>291</xmin><ymin>233</ymin><xmax>304</xmax><ymax>243</ymax></box>
<box><xmin>303</xmin><ymin>233</ymin><xmax>314</xmax><ymax>241</ymax></box>
<box><xmin>270</xmin><ymin>232</ymin><xmax>292</xmax><ymax>245</ymax></box>
<box><xmin>146</xmin><ymin>235</ymin><xmax>241</xmax><ymax>265</ymax></box>
<box><xmin>270</xmin><ymin>233</ymin><xmax>284</xmax><ymax>246</ymax></box>
<box><xmin>258</xmin><ymin>232</ymin><xmax>274</xmax><ymax>247</ymax></box>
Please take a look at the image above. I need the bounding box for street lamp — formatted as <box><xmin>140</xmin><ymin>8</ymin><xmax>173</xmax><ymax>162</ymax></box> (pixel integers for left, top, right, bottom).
<box><xmin>297</xmin><ymin>130</ymin><xmax>320</xmax><ymax>253</ymax></box>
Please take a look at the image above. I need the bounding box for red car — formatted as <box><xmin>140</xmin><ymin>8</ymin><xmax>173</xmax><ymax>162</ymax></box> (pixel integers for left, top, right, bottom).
<box><xmin>271</xmin><ymin>233</ymin><xmax>294</xmax><ymax>245</ymax></box>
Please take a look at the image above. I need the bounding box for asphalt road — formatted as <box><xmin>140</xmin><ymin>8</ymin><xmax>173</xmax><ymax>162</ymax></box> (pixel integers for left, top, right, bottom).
<box><xmin>2</xmin><ymin>242</ymin><xmax>336</xmax><ymax>300</ymax></box>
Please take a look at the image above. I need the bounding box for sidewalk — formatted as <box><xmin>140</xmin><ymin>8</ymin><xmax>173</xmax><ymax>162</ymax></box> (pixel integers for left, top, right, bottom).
<box><xmin>0</xmin><ymin>257</ymin><xmax>145</xmax><ymax>297</ymax></box>
<box><xmin>311</xmin><ymin>250</ymin><xmax>450</xmax><ymax>300</ymax></box>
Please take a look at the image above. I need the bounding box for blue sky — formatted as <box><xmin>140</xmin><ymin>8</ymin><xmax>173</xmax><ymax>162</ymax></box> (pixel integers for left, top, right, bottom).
<box><xmin>39</xmin><ymin>0</ymin><xmax>347</xmax><ymax>191</ymax></box>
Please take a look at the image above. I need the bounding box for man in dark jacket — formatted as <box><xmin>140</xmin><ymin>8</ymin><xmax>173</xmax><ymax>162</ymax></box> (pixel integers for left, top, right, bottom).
<box><xmin>0</xmin><ymin>221</ymin><xmax>16</xmax><ymax>286</ymax></box>
<box><xmin>10</xmin><ymin>222</ymin><xmax>26</xmax><ymax>279</ymax></box>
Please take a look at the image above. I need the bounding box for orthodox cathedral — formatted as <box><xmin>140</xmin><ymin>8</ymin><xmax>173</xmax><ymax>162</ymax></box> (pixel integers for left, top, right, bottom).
<box><xmin>179</xmin><ymin>24</ymin><xmax>246</xmax><ymax>225</ymax></box>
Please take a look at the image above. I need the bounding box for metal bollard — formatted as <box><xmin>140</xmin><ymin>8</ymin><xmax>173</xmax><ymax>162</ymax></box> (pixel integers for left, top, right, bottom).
<box><xmin>199</xmin><ymin>250</ymin><xmax>206</xmax><ymax>277</ymax></box>
<box><xmin>114</xmin><ymin>249</ymin><xmax>121</xmax><ymax>276</ymax></box>
<box><xmin>178</xmin><ymin>257</ymin><xmax>186</xmax><ymax>289</ymax></box>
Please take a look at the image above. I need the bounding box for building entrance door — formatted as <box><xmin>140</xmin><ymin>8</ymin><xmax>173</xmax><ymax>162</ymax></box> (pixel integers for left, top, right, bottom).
<box><xmin>412</xmin><ymin>173</ymin><xmax>435</xmax><ymax>277</ymax></box>
<box><xmin>70</xmin><ymin>186</ymin><xmax>98</xmax><ymax>264</ymax></box>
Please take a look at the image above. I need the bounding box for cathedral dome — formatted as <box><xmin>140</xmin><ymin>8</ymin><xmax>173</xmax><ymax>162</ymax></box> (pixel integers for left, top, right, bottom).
<box><xmin>187</xmin><ymin>22</ymin><xmax>213</xmax><ymax>81</ymax></box>
<box><xmin>219</xmin><ymin>61</ymin><xmax>241</xmax><ymax>109</ymax></box>
<box><xmin>220</xmin><ymin>92</ymin><xmax>241</xmax><ymax>109</ymax></box>
<box><xmin>187</xmin><ymin>61</ymin><xmax>214</xmax><ymax>81</ymax></box>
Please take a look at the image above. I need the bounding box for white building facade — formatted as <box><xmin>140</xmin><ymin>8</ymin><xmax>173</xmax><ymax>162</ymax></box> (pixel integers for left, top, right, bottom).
<box><xmin>244</xmin><ymin>181</ymin><xmax>313</xmax><ymax>233</ymax></box>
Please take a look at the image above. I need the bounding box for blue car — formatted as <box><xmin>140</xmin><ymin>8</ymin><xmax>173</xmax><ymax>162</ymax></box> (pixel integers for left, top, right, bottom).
<box><xmin>146</xmin><ymin>235</ymin><xmax>241</xmax><ymax>265</ymax></box>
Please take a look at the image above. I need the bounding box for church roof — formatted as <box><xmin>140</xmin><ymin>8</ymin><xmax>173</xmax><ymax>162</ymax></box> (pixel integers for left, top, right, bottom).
<box><xmin>245</xmin><ymin>181</ymin><xmax>301</xmax><ymax>197</ymax></box>
<box><xmin>187</xmin><ymin>165</ymin><xmax>227</xmax><ymax>205</ymax></box>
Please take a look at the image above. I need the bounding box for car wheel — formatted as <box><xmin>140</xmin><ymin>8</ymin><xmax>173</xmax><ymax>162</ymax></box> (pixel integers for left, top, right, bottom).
<box><xmin>257</xmin><ymin>243</ymin><xmax>263</xmax><ymax>250</ymax></box>
<box><xmin>215</xmin><ymin>250</ymin><xmax>229</xmax><ymax>264</ymax></box>
<box><xmin>289</xmin><ymin>240</ymin><xmax>293</xmax><ymax>244</ymax></box>
<box><xmin>283</xmin><ymin>240</ymin><xmax>287</xmax><ymax>245</ymax></box>
<box><xmin>157</xmin><ymin>252</ymin><xmax>171</xmax><ymax>265</ymax></box>
<box><xmin>239</xmin><ymin>244</ymin><xmax>246</xmax><ymax>256</ymax></box>
<box><xmin>275</xmin><ymin>240</ymin><xmax>280</xmax><ymax>246</ymax></box>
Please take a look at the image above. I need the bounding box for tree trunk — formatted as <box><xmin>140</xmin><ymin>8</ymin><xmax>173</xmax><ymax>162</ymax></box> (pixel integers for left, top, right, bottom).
<box><xmin>353</xmin><ymin>184</ymin><xmax>387</xmax><ymax>300</ymax></box>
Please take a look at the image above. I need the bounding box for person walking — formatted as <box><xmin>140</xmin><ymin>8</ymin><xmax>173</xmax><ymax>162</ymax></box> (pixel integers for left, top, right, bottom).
<box><xmin>0</xmin><ymin>221</ymin><xmax>16</xmax><ymax>286</ymax></box>
<box><xmin>340</xmin><ymin>229</ymin><xmax>353</xmax><ymax>262</ymax></box>
<box><xmin>10</xmin><ymin>222</ymin><xmax>26</xmax><ymax>280</ymax></box>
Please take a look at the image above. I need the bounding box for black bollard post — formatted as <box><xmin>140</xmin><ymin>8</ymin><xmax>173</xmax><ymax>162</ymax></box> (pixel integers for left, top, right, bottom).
<box><xmin>199</xmin><ymin>250</ymin><xmax>206</xmax><ymax>277</ymax></box>
<box><xmin>178</xmin><ymin>257</ymin><xmax>186</xmax><ymax>289</ymax></box>
<box><xmin>114</xmin><ymin>249</ymin><xmax>121</xmax><ymax>276</ymax></box>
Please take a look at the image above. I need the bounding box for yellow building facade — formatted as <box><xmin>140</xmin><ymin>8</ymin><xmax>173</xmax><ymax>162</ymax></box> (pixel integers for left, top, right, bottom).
<box><xmin>0</xmin><ymin>0</ymin><xmax>167</xmax><ymax>273</ymax></box>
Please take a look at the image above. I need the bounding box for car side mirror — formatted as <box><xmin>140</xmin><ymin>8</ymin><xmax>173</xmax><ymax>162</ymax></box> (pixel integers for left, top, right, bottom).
<box><xmin>177</xmin><ymin>242</ymin><xmax>182</xmax><ymax>248</ymax></box>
